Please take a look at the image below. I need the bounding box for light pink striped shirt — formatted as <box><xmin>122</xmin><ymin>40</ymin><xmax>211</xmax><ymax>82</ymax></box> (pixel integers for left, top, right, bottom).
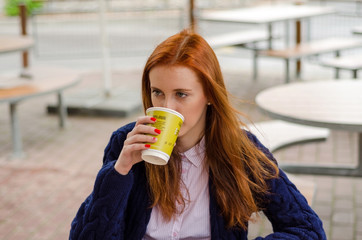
<box><xmin>143</xmin><ymin>137</ymin><xmax>211</xmax><ymax>240</ymax></box>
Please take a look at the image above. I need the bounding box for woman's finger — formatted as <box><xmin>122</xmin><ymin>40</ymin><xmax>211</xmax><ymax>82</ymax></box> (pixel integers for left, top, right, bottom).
<box><xmin>124</xmin><ymin>134</ymin><xmax>158</xmax><ymax>146</ymax></box>
<box><xmin>135</xmin><ymin>116</ymin><xmax>157</xmax><ymax>126</ymax></box>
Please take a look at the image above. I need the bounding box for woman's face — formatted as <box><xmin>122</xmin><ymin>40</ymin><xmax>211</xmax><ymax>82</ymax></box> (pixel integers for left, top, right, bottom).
<box><xmin>149</xmin><ymin>65</ymin><xmax>208</xmax><ymax>150</ymax></box>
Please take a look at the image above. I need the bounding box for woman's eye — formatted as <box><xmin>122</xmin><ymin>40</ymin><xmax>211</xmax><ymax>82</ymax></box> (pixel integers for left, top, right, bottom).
<box><xmin>152</xmin><ymin>89</ymin><xmax>162</xmax><ymax>96</ymax></box>
<box><xmin>176</xmin><ymin>92</ymin><xmax>187</xmax><ymax>98</ymax></box>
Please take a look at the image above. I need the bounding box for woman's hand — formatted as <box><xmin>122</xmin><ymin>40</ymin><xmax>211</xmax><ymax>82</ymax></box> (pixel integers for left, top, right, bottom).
<box><xmin>114</xmin><ymin>116</ymin><xmax>160</xmax><ymax>175</ymax></box>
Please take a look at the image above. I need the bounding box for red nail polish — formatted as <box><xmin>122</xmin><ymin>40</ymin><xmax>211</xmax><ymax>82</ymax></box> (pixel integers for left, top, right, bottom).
<box><xmin>145</xmin><ymin>144</ymin><xmax>151</xmax><ymax>148</ymax></box>
<box><xmin>154</xmin><ymin>129</ymin><xmax>161</xmax><ymax>134</ymax></box>
<box><xmin>150</xmin><ymin>117</ymin><xmax>156</xmax><ymax>122</ymax></box>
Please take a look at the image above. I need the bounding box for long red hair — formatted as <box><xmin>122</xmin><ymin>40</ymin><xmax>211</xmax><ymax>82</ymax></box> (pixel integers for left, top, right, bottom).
<box><xmin>142</xmin><ymin>29</ymin><xmax>279</xmax><ymax>229</ymax></box>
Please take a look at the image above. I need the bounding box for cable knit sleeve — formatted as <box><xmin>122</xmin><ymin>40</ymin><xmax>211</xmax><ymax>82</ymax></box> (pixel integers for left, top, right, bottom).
<box><xmin>246</xmin><ymin>131</ymin><xmax>327</xmax><ymax>240</ymax></box>
<box><xmin>69</xmin><ymin>122</ymin><xmax>136</xmax><ymax>240</ymax></box>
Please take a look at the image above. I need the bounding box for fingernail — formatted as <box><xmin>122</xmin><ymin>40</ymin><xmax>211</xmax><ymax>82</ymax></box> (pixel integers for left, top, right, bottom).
<box><xmin>154</xmin><ymin>129</ymin><xmax>161</xmax><ymax>134</ymax></box>
<box><xmin>145</xmin><ymin>144</ymin><xmax>151</xmax><ymax>148</ymax></box>
<box><xmin>150</xmin><ymin>117</ymin><xmax>156</xmax><ymax>122</ymax></box>
<box><xmin>153</xmin><ymin>137</ymin><xmax>157</xmax><ymax>141</ymax></box>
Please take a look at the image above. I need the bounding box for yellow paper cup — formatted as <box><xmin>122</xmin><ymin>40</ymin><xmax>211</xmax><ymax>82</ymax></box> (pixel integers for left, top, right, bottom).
<box><xmin>142</xmin><ymin>107</ymin><xmax>184</xmax><ymax>165</ymax></box>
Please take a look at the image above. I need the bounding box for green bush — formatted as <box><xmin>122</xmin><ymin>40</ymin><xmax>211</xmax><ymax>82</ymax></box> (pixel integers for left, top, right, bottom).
<box><xmin>4</xmin><ymin>0</ymin><xmax>44</xmax><ymax>16</ymax></box>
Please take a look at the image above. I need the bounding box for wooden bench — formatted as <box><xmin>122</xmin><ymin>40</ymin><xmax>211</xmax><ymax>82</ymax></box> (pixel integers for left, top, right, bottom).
<box><xmin>0</xmin><ymin>65</ymin><xmax>81</xmax><ymax>158</ymax></box>
<box><xmin>319</xmin><ymin>55</ymin><xmax>362</xmax><ymax>78</ymax></box>
<box><xmin>254</xmin><ymin>37</ymin><xmax>362</xmax><ymax>82</ymax></box>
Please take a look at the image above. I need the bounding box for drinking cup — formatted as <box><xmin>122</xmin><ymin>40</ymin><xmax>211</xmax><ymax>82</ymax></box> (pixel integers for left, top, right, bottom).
<box><xmin>141</xmin><ymin>107</ymin><xmax>184</xmax><ymax>165</ymax></box>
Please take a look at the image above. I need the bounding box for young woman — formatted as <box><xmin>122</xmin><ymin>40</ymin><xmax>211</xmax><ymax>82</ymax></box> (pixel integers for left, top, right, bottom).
<box><xmin>69</xmin><ymin>29</ymin><xmax>326</xmax><ymax>239</ymax></box>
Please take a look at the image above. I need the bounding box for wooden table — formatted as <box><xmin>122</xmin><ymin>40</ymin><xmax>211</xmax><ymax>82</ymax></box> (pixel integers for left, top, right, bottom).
<box><xmin>199</xmin><ymin>4</ymin><xmax>335</xmax><ymax>49</ymax></box>
<box><xmin>0</xmin><ymin>65</ymin><xmax>81</xmax><ymax>158</ymax></box>
<box><xmin>255</xmin><ymin>80</ymin><xmax>362</xmax><ymax>177</ymax></box>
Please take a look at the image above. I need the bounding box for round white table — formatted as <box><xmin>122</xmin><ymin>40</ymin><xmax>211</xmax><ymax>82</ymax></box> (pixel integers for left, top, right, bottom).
<box><xmin>256</xmin><ymin>80</ymin><xmax>362</xmax><ymax>176</ymax></box>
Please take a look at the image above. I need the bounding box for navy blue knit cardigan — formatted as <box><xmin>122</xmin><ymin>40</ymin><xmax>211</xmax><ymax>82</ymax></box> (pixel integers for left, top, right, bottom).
<box><xmin>69</xmin><ymin>122</ymin><xmax>326</xmax><ymax>239</ymax></box>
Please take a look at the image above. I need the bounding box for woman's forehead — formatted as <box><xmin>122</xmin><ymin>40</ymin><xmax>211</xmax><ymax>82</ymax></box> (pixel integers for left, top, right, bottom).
<box><xmin>150</xmin><ymin>65</ymin><xmax>200</xmax><ymax>85</ymax></box>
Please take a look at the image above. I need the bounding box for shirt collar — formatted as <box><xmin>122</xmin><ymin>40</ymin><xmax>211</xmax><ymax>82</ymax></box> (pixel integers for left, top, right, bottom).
<box><xmin>181</xmin><ymin>136</ymin><xmax>206</xmax><ymax>168</ymax></box>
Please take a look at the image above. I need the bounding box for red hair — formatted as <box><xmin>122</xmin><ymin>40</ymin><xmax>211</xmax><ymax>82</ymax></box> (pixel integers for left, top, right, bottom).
<box><xmin>142</xmin><ymin>29</ymin><xmax>279</xmax><ymax>229</ymax></box>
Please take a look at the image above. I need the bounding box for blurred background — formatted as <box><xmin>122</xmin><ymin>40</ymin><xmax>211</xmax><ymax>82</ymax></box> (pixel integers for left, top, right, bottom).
<box><xmin>1</xmin><ymin>0</ymin><xmax>362</xmax><ymax>239</ymax></box>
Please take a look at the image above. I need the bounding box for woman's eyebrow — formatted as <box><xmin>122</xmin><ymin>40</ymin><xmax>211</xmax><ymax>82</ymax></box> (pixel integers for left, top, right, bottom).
<box><xmin>150</xmin><ymin>86</ymin><xmax>161</xmax><ymax>90</ymax></box>
<box><xmin>150</xmin><ymin>87</ymin><xmax>192</xmax><ymax>92</ymax></box>
<box><xmin>174</xmin><ymin>88</ymin><xmax>192</xmax><ymax>92</ymax></box>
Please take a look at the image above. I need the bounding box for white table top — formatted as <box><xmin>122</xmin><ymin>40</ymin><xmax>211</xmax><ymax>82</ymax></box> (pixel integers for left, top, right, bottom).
<box><xmin>200</xmin><ymin>4</ymin><xmax>335</xmax><ymax>24</ymax></box>
<box><xmin>255</xmin><ymin>80</ymin><xmax>362</xmax><ymax>132</ymax></box>
<box><xmin>0</xmin><ymin>35</ymin><xmax>34</xmax><ymax>54</ymax></box>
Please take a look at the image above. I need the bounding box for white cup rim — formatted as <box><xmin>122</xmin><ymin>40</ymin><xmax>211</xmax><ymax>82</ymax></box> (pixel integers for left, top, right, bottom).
<box><xmin>142</xmin><ymin>149</ymin><xmax>169</xmax><ymax>165</ymax></box>
<box><xmin>146</xmin><ymin>107</ymin><xmax>184</xmax><ymax>122</ymax></box>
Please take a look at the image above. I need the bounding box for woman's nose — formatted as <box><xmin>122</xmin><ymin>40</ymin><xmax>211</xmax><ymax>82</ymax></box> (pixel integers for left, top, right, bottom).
<box><xmin>163</xmin><ymin>98</ymin><xmax>176</xmax><ymax>110</ymax></box>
